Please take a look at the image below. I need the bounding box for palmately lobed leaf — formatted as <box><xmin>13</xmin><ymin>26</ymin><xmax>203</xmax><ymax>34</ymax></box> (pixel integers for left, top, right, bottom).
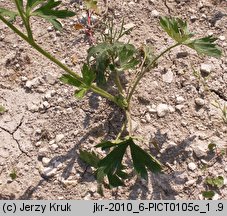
<box><xmin>160</xmin><ymin>16</ymin><xmax>222</xmax><ymax>58</ymax></box>
<box><xmin>95</xmin><ymin>137</ymin><xmax>162</xmax><ymax>187</ymax></box>
<box><xmin>129</xmin><ymin>140</ymin><xmax>162</xmax><ymax>179</ymax></box>
<box><xmin>31</xmin><ymin>0</ymin><xmax>76</xmax><ymax>30</ymax></box>
<box><xmin>160</xmin><ymin>16</ymin><xmax>193</xmax><ymax>43</ymax></box>
<box><xmin>79</xmin><ymin>150</ymin><xmax>100</xmax><ymax>168</ymax></box>
<box><xmin>98</xmin><ymin>141</ymin><xmax>129</xmax><ymax>175</ymax></box>
<box><xmin>185</xmin><ymin>36</ymin><xmax>222</xmax><ymax>58</ymax></box>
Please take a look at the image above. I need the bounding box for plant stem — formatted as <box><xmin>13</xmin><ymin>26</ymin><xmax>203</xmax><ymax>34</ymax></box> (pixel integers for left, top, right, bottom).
<box><xmin>116</xmin><ymin>121</ymin><xmax>126</xmax><ymax>140</ymax></box>
<box><xmin>127</xmin><ymin>42</ymin><xmax>180</xmax><ymax>103</ymax></box>
<box><xmin>114</xmin><ymin>71</ymin><xmax>124</xmax><ymax>95</ymax></box>
<box><xmin>0</xmin><ymin>14</ymin><xmax>122</xmax><ymax>107</ymax></box>
<box><xmin>126</xmin><ymin>108</ymin><xmax>132</xmax><ymax>136</ymax></box>
<box><xmin>14</xmin><ymin>0</ymin><xmax>33</xmax><ymax>41</ymax></box>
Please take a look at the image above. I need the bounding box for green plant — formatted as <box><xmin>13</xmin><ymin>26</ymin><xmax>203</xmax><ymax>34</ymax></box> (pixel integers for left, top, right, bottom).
<box><xmin>0</xmin><ymin>1</ymin><xmax>222</xmax><ymax>193</ymax></box>
<box><xmin>9</xmin><ymin>169</ymin><xmax>17</xmax><ymax>180</ymax></box>
<box><xmin>205</xmin><ymin>176</ymin><xmax>224</xmax><ymax>188</ymax></box>
<box><xmin>208</xmin><ymin>142</ymin><xmax>226</xmax><ymax>156</ymax></box>
<box><xmin>202</xmin><ymin>176</ymin><xmax>224</xmax><ymax>199</ymax></box>
<box><xmin>0</xmin><ymin>105</ymin><xmax>6</xmax><ymax>114</ymax></box>
<box><xmin>202</xmin><ymin>190</ymin><xmax>215</xmax><ymax>199</ymax></box>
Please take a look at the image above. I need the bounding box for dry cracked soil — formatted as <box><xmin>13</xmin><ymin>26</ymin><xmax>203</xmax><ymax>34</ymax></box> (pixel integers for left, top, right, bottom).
<box><xmin>0</xmin><ymin>0</ymin><xmax>227</xmax><ymax>200</ymax></box>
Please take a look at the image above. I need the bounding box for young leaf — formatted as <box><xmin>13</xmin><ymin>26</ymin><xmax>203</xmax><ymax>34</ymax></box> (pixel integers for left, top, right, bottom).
<box><xmin>185</xmin><ymin>36</ymin><xmax>222</xmax><ymax>58</ymax></box>
<box><xmin>87</xmin><ymin>42</ymin><xmax>111</xmax><ymax>86</ymax></box>
<box><xmin>0</xmin><ymin>8</ymin><xmax>18</xmax><ymax>21</ymax></box>
<box><xmin>206</xmin><ymin>176</ymin><xmax>224</xmax><ymax>188</ymax></box>
<box><xmin>160</xmin><ymin>16</ymin><xmax>193</xmax><ymax>43</ymax></box>
<box><xmin>26</xmin><ymin>0</ymin><xmax>45</xmax><ymax>12</ymax></box>
<box><xmin>9</xmin><ymin>170</ymin><xmax>17</xmax><ymax>180</ymax></box>
<box><xmin>0</xmin><ymin>105</ymin><xmax>6</xmax><ymax>114</ymax></box>
<box><xmin>84</xmin><ymin>0</ymin><xmax>98</xmax><ymax>13</ymax></box>
<box><xmin>202</xmin><ymin>191</ymin><xmax>215</xmax><ymax>199</ymax></box>
<box><xmin>116</xmin><ymin>44</ymin><xmax>139</xmax><ymax>71</ymax></box>
<box><xmin>208</xmin><ymin>143</ymin><xmax>217</xmax><ymax>152</ymax></box>
<box><xmin>79</xmin><ymin>150</ymin><xmax>100</xmax><ymax>168</ymax></box>
<box><xmin>129</xmin><ymin>140</ymin><xmax>162</xmax><ymax>179</ymax></box>
<box><xmin>31</xmin><ymin>0</ymin><xmax>76</xmax><ymax>30</ymax></box>
<box><xmin>59</xmin><ymin>74</ymin><xmax>82</xmax><ymax>87</ymax></box>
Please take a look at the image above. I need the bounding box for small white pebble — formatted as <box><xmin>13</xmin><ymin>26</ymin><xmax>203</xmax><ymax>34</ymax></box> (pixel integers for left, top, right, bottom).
<box><xmin>188</xmin><ymin>162</ymin><xmax>197</xmax><ymax>171</ymax></box>
<box><xmin>195</xmin><ymin>98</ymin><xmax>205</xmax><ymax>106</ymax></box>
<box><xmin>219</xmin><ymin>35</ymin><xmax>226</xmax><ymax>41</ymax></box>
<box><xmin>151</xmin><ymin>10</ymin><xmax>160</xmax><ymax>17</ymax></box>
<box><xmin>55</xmin><ymin>134</ymin><xmax>65</xmax><ymax>143</ymax></box>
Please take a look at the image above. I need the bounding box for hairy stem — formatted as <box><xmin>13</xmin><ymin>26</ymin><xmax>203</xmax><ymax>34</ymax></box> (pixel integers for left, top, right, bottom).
<box><xmin>0</xmin><ymin>14</ymin><xmax>122</xmax><ymax>107</ymax></box>
<box><xmin>127</xmin><ymin>42</ymin><xmax>180</xmax><ymax>103</ymax></box>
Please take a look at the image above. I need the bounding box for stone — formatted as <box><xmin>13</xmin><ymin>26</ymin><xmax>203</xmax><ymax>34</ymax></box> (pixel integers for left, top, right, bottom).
<box><xmin>188</xmin><ymin>162</ymin><xmax>197</xmax><ymax>171</ymax></box>
<box><xmin>47</xmin><ymin>26</ymin><xmax>53</xmax><ymax>32</ymax></box>
<box><xmin>146</xmin><ymin>105</ymin><xmax>156</xmax><ymax>113</ymax></box>
<box><xmin>176</xmin><ymin>96</ymin><xmax>185</xmax><ymax>104</ymax></box>
<box><xmin>38</xmin><ymin>147</ymin><xmax>48</xmax><ymax>157</ymax></box>
<box><xmin>140</xmin><ymin>118</ymin><xmax>146</xmax><ymax>123</ymax></box>
<box><xmin>55</xmin><ymin>134</ymin><xmax>65</xmax><ymax>143</ymax></box>
<box><xmin>212</xmin><ymin>193</ymin><xmax>220</xmax><ymax>200</ymax></box>
<box><xmin>41</xmin><ymin>166</ymin><xmax>57</xmax><ymax>177</ymax></box>
<box><xmin>35</xmin><ymin>128</ymin><xmax>42</xmax><ymax>135</ymax></box>
<box><xmin>219</xmin><ymin>35</ymin><xmax>225</xmax><ymax>41</ymax></box>
<box><xmin>195</xmin><ymin>98</ymin><xmax>205</xmax><ymax>106</ymax></box>
<box><xmin>123</xmin><ymin>23</ymin><xmax>135</xmax><ymax>30</ymax></box>
<box><xmin>151</xmin><ymin>10</ymin><xmax>160</xmax><ymax>17</ymax></box>
<box><xmin>162</xmin><ymin>69</ymin><xmax>174</xmax><ymax>83</ymax></box>
<box><xmin>42</xmin><ymin>157</ymin><xmax>51</xmax><ymax>166</ymax></box>
<box><xmin>145</xmin><ymin>113</ymin><xmax>151</xmax><ymax>122</ymax></box>
<box><xmin>156</xmin><ymin>104</ymin><xmax>169</xmax><ymax>117</ymax></box>
<box><xmin>190</xmin><ymin>15</ymin><xmax>197</xmax><ymax>22</ymax></box>
<box><xmin>21</xmin><ymin>76</ymin><xmax>28</xmax><ymax>82</ymax></box>
<box><xmin>168</xmin><ymin>105</ymin><xmax>175</xmax><ymax>113</ymax></box>
<box><xmin>50</xmin><ymin>144</ymin><xmax>58</xmax><ymax>151</ymax></box>
<box><xmin>49</xmin><ymin>140</ymin><xmax>55</xmax><ymax>145</ymax></box>
<box><xmin>175</xmin><ymin>104</ymin><xmax>185</xmax><ymax>111</ymax></box>
<box><xmin>25</xmin><ymin>78</ymin><xmax>40</xmax><ymax>89</ymax></box>
<box><xmin>42</xmin><ymin>101</ymin><xmax>50</xmax><ymax>109</ymax></box>
<box><xmin>193</xmin><ymin>146</ymin><xmax>207</xmax><ymax>158</ymax></box>
<box><xmin>201</xmin><ymin>159</ymin><xmax>208</xmax><ymax>164</ymax></box>
<box><xmin>200</xmin><ymin>63</ymin><xmax>212</xmax><ymax>76</ymax></box>
<box><xmin>45</xmin><ymin>72</ymin><xmax>57</xmax><ymax>85</ymax></box>
<box><xmin>185</xmin><ymin>179</ymin><xmax>196</xmax><ymax>186</ymax></box>
<box><xmin>27</xmin><ymin>104</ymin><xmax>39</xmax><ymax>112</ymax></box>
<box><xmin>35</xmin><ymin>141</ymin><xmax>42</xmax><ymax>147</ymax></box>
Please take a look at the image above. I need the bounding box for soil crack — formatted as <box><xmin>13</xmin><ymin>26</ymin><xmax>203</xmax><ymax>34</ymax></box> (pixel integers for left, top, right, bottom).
<box><xmin>0</xmin><ymin>116</ymin><xmax>29</xmax><ymax>157</ymax></box>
